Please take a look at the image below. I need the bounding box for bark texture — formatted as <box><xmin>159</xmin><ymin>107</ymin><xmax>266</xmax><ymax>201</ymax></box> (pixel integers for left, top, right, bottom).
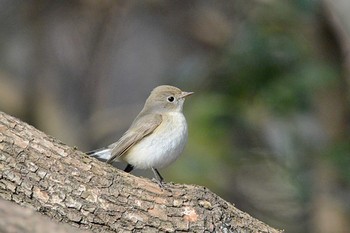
<box><xmin>0</xmin><ymin>111</ymin><xmax>281</xmax><ymax>233</ymax></box>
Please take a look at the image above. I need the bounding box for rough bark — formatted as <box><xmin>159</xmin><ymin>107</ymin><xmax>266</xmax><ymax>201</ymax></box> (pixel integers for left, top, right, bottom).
<box><xmin>0</xmin><ymin>111</ymin><xmax>281</xmax><ymax>233</ymax></box>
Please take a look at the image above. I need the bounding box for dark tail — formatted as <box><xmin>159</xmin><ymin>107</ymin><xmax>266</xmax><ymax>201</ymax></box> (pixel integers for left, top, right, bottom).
<box><xmin>86</xmin><ymin>147</ymin><xmax>111</xmax><ymax>161</ymax></box>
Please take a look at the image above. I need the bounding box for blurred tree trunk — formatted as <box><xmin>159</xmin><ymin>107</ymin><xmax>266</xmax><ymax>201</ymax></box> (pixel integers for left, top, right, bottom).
<box><xmin>0</xmin><ymin>111</ymin><xmax>281</xmax><ymax>233</ymax></box>
<box><xmin>310</xmin><ymin>1</ymin><xmax>350</xmax><ymax>232</ymax></box>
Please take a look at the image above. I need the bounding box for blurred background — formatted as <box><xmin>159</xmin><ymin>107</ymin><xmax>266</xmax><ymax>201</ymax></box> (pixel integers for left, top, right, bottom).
<box><xmin>1</xmin><ymin>0</ymin><xmax>350</xmax><ymax>232</ymax></box>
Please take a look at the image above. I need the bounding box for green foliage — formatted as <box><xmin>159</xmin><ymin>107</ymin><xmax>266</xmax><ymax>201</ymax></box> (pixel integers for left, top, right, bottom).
<box><xmin>211</xmin><ymin>0</ymin><xmax>338</xmax><ymax>116</ymax></box>
<box><xmin>327</xmin><ymin>141</ymin><xmax>350</xmax><ymax>182</ymax></box>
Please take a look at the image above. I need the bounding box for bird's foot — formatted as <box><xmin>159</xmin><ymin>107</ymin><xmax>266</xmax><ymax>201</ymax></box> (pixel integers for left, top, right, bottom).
<box><xmin>151</xmin><ymin>178</ymin><xmax>171</xmax><ymax>191</ymax></box>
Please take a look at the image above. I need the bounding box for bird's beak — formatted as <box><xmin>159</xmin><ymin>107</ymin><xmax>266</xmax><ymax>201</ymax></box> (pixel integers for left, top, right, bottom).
<box><xmin>180</xmin><ymin>91</ymin><xmax>194</xmax><ymax>98</ymax></box>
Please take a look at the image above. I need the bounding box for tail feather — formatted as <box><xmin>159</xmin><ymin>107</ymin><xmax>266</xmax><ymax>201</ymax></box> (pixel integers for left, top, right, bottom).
<box><xmin>86</xmin><ymin>148</ymin><xmax>111</xmax><ymax>161</ymax></box>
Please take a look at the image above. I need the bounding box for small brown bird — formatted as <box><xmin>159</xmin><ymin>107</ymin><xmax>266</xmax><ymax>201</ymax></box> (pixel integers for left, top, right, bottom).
<box><xmin>87</xmin><ymin>85</ymin><xmax>193</xmax><ymax>185</ymax></box>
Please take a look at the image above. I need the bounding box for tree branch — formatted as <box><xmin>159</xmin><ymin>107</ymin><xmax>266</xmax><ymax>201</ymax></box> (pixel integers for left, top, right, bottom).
<box><xmin>0</xmin><ymin>111</ymin><xmax>281</xmax><ymax>232</ymax></box>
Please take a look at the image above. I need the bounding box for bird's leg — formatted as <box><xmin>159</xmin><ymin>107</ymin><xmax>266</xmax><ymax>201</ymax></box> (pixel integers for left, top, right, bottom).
<box><xmin>152</xmin><ymin>168</ymin><xmax>164</xmax><ymax>182</ymax></box>
<box><xmin>152</xmin><ymin>168</ymin><xmax>166</xmax><ymax>188</ymax></box>
<box><xmin>124</xmin><ymin>164</ymin><xmax>134</xmax><ymax>173</ymax></box>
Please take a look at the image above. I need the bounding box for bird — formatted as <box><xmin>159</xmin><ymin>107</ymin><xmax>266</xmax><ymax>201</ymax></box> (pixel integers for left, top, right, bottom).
<box><xmin>86</xmin><ymin>85</ymin><xmax>193</xmax><ymax>186</ymax></box>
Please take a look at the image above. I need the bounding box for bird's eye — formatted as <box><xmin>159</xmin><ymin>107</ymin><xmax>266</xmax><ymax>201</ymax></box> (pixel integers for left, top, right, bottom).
<box><xmin>167</xmin><ymin>96</ymin><xmax>175</xmax><ymax>102</ymax></box>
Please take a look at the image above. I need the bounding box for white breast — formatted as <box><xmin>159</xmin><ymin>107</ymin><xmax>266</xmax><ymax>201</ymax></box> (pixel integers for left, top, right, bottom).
<box><xmin>122</xmin><ymin>112</ymin><xmax>188</xmax><ymax>169</ymax></box>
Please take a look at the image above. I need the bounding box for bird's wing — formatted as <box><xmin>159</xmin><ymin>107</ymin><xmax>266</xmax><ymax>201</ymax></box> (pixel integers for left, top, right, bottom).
<box><xmin>107</xmin><ymin>114</ymin><xmax>162</xmax><ymax>163</ymax></box>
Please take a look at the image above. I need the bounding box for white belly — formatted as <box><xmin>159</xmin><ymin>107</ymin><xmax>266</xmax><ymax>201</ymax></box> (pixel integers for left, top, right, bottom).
<box><xmin>122</xmin><ymin>112</ymin><xmax>188</xmax><ymax>169</ymax></box>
